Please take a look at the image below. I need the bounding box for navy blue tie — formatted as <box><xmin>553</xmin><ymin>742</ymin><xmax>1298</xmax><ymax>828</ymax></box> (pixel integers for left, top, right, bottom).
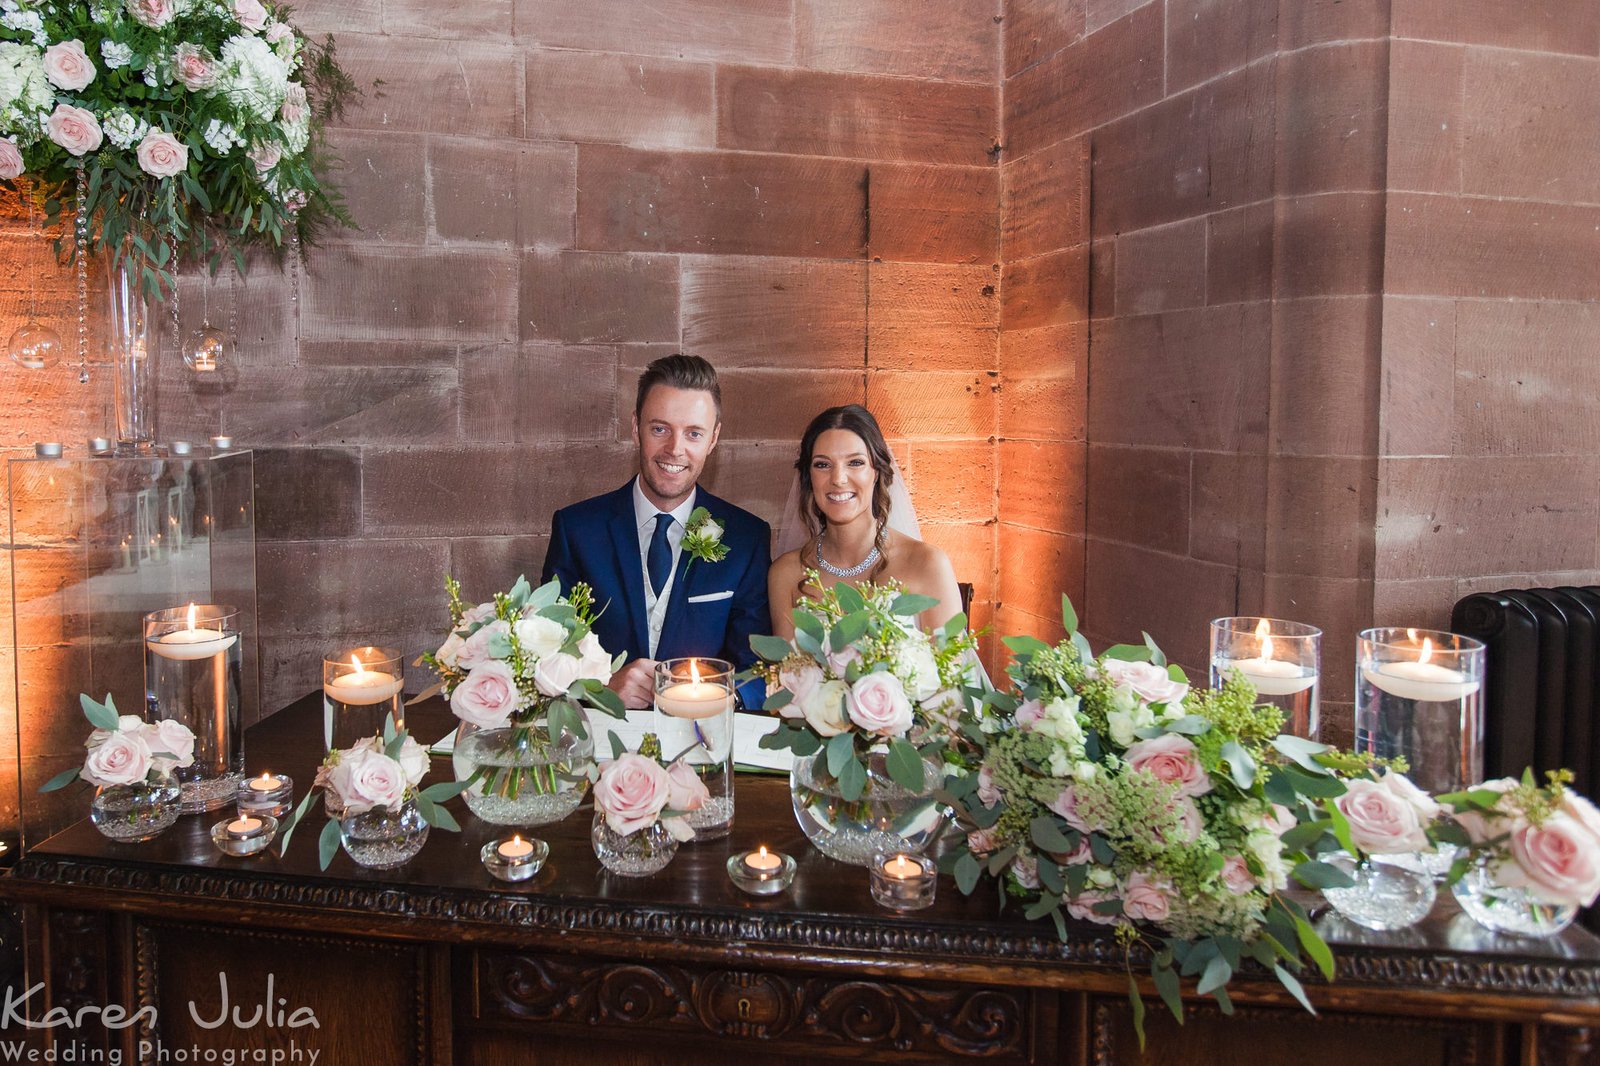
<box><xmin>647</xmin><ymin>513</ymin><xmax>673</xmax><ymax>597</ymax></box>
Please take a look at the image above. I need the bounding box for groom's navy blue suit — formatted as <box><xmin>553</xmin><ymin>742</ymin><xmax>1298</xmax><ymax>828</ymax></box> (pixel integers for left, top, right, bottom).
<box><xmin>541</xmin><ymin>482</ymin><xmax>771</xmax><ymax>707</ymax></box>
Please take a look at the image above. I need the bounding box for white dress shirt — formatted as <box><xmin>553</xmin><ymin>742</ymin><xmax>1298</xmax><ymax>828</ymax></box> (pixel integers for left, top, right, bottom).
<box><xmin>632</xmin><ymin>477</ymin><xmax>696</xmax><ymax>659</ymax></box>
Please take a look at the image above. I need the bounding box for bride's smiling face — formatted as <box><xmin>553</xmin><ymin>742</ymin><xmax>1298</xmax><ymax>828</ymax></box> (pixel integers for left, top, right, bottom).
<box><xmin>809</xmin><ymin>428</ymin><xmax>876</xmax><ymax>526</ymax></box>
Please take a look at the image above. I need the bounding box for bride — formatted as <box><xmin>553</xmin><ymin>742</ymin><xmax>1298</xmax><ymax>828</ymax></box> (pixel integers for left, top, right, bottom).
<box><xmin>769</xmin><ymin>405</ymin><xmax>964</xmax><ymax>638</ymax></box>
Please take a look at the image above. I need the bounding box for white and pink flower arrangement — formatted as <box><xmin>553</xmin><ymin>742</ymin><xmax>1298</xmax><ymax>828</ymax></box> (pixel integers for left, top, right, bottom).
<box><xmin>947</xmin><ymin>599</ymin><xmax>1353</xmax><ymax>1047</ymax></box>
<box><xmin>276</xmin><ymin>719</ymin><xmax>469</xmax><ymax>870</ymax></box>
<box><xmin>1438</xmin><ymin>770</ymin><xmax>1600</xmax><ymax>913</ymax></box>
<box><xmin>593</xmin><ymin>732</ymin><xmax>710</xmax><ymax>844</ymax></box>
<box><xmin>41</xmin><ymin>692</ymin><xmax>196</xmax><ymax>793</ymax></box>
<box><xmin>0</xmin><ymin>0</ymin><xmax>356</xmax><ymax>300</ymax></box>
<box><xmin>423</xmin><ymin>574</ymin><xmax>625</xmax><ymax>801</ymax></box>
<box><xmin>748</xmin><ymin>573</ymin><xmax>978</xmax><ymax>800</ymax></box>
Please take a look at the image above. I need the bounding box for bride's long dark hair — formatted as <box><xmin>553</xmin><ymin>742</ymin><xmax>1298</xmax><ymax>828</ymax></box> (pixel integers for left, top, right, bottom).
<box><xmin>796</xmin><ymin>405</ymin><xmax>894</xmax><ymax>583</ymax></box>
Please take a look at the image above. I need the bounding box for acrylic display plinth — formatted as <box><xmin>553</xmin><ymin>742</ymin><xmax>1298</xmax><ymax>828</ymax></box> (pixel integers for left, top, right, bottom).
<box><xmin>6</xmin><ymin>452</ymin><xmax>258</xmax><ymax>852</ymax></box>
<box><xmin>653</xmin><ymin>658</ymin><xmax>734</xmax><ymax>840</ymax></box>
<box><xmin>1355</xmin><ymin>629</ymin><xmax>1485</xmax><ymax>794</ymax></box>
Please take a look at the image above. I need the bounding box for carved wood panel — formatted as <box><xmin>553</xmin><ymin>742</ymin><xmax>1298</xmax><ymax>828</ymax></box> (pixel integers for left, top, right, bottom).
<box><xmin>1089</xmin><ymin>996</ymin><xmax>1500</xmax><ymax>1066</ymax></box>
<box><xmin>468</xmin><ymin>948</ymin><xmax>1053</xmax><ymax>1063</ymax></box>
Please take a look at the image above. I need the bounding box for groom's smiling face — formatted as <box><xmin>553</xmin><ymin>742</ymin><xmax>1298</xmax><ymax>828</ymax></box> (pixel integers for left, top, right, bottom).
<box><xmin>633</xmin><ymin>384</ymin><xmax>721</xmax><ymax>510</ymax></box>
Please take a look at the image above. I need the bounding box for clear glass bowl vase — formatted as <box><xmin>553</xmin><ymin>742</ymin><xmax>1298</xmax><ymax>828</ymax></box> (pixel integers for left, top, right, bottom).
<box><xmin>789</xmin><ymin>747</ymin><xmax>946</xmax><ymax>867</ymax></box>
<box><xmin>1321</xmin><ymin>852</ymin><xmax>1437</xmax><ymax>931</ymax></box>
<box><xmin>453</xmin><ymin>718</ymin><xmax>595</xmax><ymax>826</ymax></box>
<box><xmin>338</xmin><ymin>799</ymin><xmax>430</xmax><ymax>869</ymax></box>
<box><xmin>590</xmin><ymin>812</ymin><xmax>678</xmax><ymax>877</ymax></box>
<box><xmin>1451</xmin><ymin>857</ymin><xmax>1579</xmax><ymax>938</ymax></box>
<box><xmin>90</xmin><ymin>771</ymin><xmax>182</xmax><ymax>843</ymax></box>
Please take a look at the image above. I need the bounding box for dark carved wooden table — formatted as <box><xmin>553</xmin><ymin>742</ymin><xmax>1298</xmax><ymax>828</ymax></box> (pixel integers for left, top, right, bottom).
<box><xmin>4</xmin><ymin>694</ymin><xmax>1600</xmax><ymax>1065</ymax></box>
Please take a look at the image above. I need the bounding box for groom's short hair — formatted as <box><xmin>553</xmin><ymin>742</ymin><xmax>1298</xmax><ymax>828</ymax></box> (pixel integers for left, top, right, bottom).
<box><xmin>635</xmin><ymin>354</ymin><xmax>722</xmax><ymax>423</ymax></box>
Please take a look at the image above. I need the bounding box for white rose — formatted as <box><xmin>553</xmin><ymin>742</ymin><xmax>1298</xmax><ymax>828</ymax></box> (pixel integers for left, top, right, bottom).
<box><xmin>891</xmin><ymin>637</ymin><xmax>941</xmax><ymax>701</ymax></box>
<box><xmin>575</xmin><ymin>632</ymin><xmax>613</xmax><ymax>684</ymax></box>
<box><xmin>82</xmin><ymin>731</ymin><xmax>153</xmax><ymax>787</ymax></box>
<box><xmin>1100</xmin><ymin>658</ymin><xmax>1190</xmax><ymax>707</ymax></box>
<box><xmin>218</xmin><ymin>34</ymin><xmax>288</xmax><ymax>120</ymax></box>
<box><xmin>802</xmin><ymin>679</ymin><xmax>851</xmax><ymax>737</ymax></box>
<box><xmin>513</xmin><ymin>615</ymin><xmax>566</xmax><ymax>661</ymax></box>
<box><xmin>326</xmin><ymin>747</ymin><xmax>406</xmax><ymax>816</ymax></box>
<box><xmin>533</xmin><ymin>651</ymin><xmax>582</xmax><ymax>698</ymax></box>
<box><xmin>140</xmin><ymin>719</ymin><xmax>195</xmax><ymax>769</ymax></box>
<box><xmin>845</xmin><ymin>671</ymin><xmax>914</xmax><ymax>737</ymax></box>
<box><xmin>394</xmin><ymin>734</ymin><xmax>429</xmax><ymax>787</ymax></box>
<box><xmin>698</xmin><ymin>518</ymin><xmax>723</xmax><ymax>544</ymax></box>
<box><xmin>435</xmin><ymin>632</ymin><xmax>464</xmax><ymax>667</ymax></box>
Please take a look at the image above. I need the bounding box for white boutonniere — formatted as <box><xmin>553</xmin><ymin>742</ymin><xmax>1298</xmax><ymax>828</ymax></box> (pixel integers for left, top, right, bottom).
<box><xmin>682</xmin><ymin>507</ymin><xmax>729</xmax><ymax>569</ymax></box>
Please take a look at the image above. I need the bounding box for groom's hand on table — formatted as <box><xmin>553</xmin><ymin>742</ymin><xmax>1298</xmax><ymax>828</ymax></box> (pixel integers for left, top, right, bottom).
<box><xmin>608</xmin><ymin>658</ymin><xmax>657</xmax><ymax>709</ymax></box>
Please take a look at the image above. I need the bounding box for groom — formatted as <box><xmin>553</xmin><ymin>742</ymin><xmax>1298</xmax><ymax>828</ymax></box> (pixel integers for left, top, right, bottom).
<box><xmin>541</xmin><ymin>354</ymin><xmax>771</xmax><ymax>709</ymax></box>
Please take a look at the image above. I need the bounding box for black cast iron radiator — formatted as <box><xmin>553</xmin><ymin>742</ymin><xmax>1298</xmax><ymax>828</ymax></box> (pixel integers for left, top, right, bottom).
<box><xmin>1451</xmin><ymin>587</ymin><xmax>1600</xmax><ymax>796</ymax></box>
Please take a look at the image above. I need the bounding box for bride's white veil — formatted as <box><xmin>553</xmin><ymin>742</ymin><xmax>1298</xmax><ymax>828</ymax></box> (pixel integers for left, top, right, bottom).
<box><xmin>774</xmin><ymin>453</ymin><xmax>921</xmax><ymax>557</ymax></box>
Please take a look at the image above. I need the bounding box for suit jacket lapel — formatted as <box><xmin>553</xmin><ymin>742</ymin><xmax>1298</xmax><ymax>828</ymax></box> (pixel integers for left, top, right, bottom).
<box><xmin>606</xmin><ymin>485</ymin><xmax>651</xmax><ymax>658</ymax></box>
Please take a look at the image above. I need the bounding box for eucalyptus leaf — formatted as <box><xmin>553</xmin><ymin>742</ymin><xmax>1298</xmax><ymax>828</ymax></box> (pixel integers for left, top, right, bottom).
<box><xmin>1061</xmin><ymin>595</ymin><xmax>1078</xmax><ymax>636</ymax></box>
<box><xmin>837</xmin><ymin>751</ymin><xmax>867</xmax><ymax>802</ymax></box>
<box><xmin>1292</xmin><ymin>860</ymin><xmax>1357</xmax><ymax>891</ymax></box>
<box><xmin>885</xmin><ymin>738</ymin><xmax>926</xmax><ymax>792</ymax></box>
<box><xmin>1152</xmin><ymin>957</ymin><xmax>1184</xmax><ymax>1024</ymax></box>
<box><xmin>38</xmin><ymin>766</ymin><xmax>82</xmax><ymax>793</ymax></box>
<box><xmin>829</xmin><ymin>612</ymin><xmax>869</xmax><ymax>651</ymax></box>
<box><xmin>1142</xmin><ymin>631</ymin><xmax>1167</xmax><ymax>667</ymax></box>
<box><xmin>1127</xmin><ymin>975</ymin><xmax>1147</xmax><ymax>1050</ymax></box>
<box><xmin>609</xmin><ymin>732</ymin><xmax>626</xmax><ymax>760</ymax></box>
<box><xmin>1038</xmin><ymin>856</ymin><xmax>1065</xmax><ymax>896</ymax></box>
<box><xmin>763</xmin><ymin>688</ymin><xmax>793</xmax><ymax>712</ymax></box>
<box><xmin>1272</xmin><ymin>735</ymin><xmax>1333</xmax><ymax>774</ymax></box>
<box><xmin>793</xmin><ymin>610</ymin><xmax>826</xmax><ymax>643</ymax></box>
<box><xmin>954</xmin><ymin>852</ymin><xmax>982</xmax><ymax>895</ymax></box>
<box><xmin>836</xmin><ymin>583</ymin><xmax>866</xmax><ymax>615</ymax></box>
<box><xmin>891</xmin><ymin>593</ymin><xmax>940</xmax><ymax>617</ymax></box>
<box><xmin>588</xmin><ymin>685</ymin><xmax>625</xmax><ymax>718</ymax></box>
<box><xmin>986</xmin><ymin>844</ymin><xmax>1019</xmax><ymax>876</ymax></box>
<box><xmin>1196</xmin><ymin>954</ymin><xmax>1232</xmax><ymax>996</ymax></box>
<box><xmin>1102</xmin><ymin>644</ymin><xmax>1153</xmax><ymax>663</ymax></box>
<box><xmin>826</xmin><ymin>731</ymin><xmax>856</xmax><ymax>778</ymax></box>
<box><xmin>1282</xmin><ymin>765</ymin><xmax>1346</xmax><ymax>799</ymax></box>
<box><xmin>80</xmin><ymin>692</ymin><xmax>119</xmax><ymax>732</ymax></box>
<box><xmin>1030</xmin><ymin>815</ymin><xmax>1075</xmax><ymax>854</ymax></box>
<box><xmin>1220</xmin><ymin>740</ymin><xmax>1256</xmax><ymax>790</ymax></box>
<box><xmin>1024</xmin><ymin>895</ymin><xmax>1061</xmax><ymax>920</ymax></box>
<box><xmin>1003</xmin><ymin>635</ymin><xmax>1052</xmax><ymax>657</ymax></box>
<box><xmin>318</xmin><ymin>818</ymin><xmax>342</xmax><ymax>871</ymax></box>
<box><xmin>506</xmin><ymin>574</ymin><xmax>532</xmax><ymax>610</ymax></box>
<box><xmin>423</xmin><ymin>800</ymin><xmax>460</xmax><ymax>832</ymax></box>
<box><xmin>793</xmin><ymin>628</ymin><xmax>824</xmax><ymax>660</ymax></box>
<box><xmin>1162</xmin><ymin>716</ymin><xmax>1211</xmax><ymax>736</ymax></box>
<box><xmin>1295</xmin><ymin>916</ymin><xmax>1336</xmax><ymax>981</ymax></box>
<box><xmin>751</xmin><ymin>634</ymin><xmax>794</xmax><ymax>662</ymax></box>
<box><xmin>1274</xmin><ymin>964</ymin><xmax>1316</xmax><ymax>1015</ymax></box>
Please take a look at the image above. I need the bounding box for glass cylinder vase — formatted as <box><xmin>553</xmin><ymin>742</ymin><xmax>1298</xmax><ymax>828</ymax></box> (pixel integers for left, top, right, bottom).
<box><xmin>107</xmin><ymin>246</ymin><xmax>158</xmax><ymax>455</ymax></box>
<box><xmin>590</xmin><ymin>811</ymin><xmax>678</xmax><ymax>877</ymax></box>
<box><xmin>1209</xmin><ymin>617</ymin><xmax>1321</xmax><ymax>739</ymax></box>
<box><xmin>89</xmin><ymin>770</ymin><xmax>182</xmax><ymax>843</ymax></box>
<box><xmin>452</xmin><ymin>717</ymin><xmax>595</xmax><ymax>826</ymax></box>
<box><xmin>143</xmin><ymin>603</ymin><xmax>244</xmax><ymax>813</ymax></box>
<box><xmin>653</xmin><ymin>657</ymin><xmax>734</xmax><ymax>840</ymax></box>
<box><xmin>1355</xmin><ymin>628</ymin><xmax>1485</xmax><ymax>794</ymax></box>
<box><xmin>790</xmin><ymin>747</ymin><xmax>946</xmax><ymax>867</ymax></box>
<box><xmin>323</xmin><ymin>646</ymin><xmax>405</xmax><ymax>752</ymax></box>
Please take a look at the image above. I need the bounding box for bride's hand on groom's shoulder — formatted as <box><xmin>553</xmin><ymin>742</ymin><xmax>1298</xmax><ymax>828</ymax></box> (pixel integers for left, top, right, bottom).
<box><xmin>608</xmin><ymin>658</ymin><xmax>657</xmax><ymax>709</ymax></box>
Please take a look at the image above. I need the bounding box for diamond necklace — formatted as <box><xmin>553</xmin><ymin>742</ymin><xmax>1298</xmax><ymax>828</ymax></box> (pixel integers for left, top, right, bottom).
<box><xmin>817</xmin><ymin>526</ymin><xmax>881</xmax><ymax>578</ymax></box>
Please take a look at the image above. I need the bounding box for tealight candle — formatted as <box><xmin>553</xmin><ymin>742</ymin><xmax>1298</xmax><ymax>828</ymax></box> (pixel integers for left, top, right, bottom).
<box><xmin>236</xmin><ymin>772</ymin><xmax>294</xmax><ymax>819</ymax></box>
<box><xmin>210</xmin><ymin>813</ymin><xmax>278</xmax><ymax>857</ymax></box>
<box><xmin>869</xmin><ymin>851</ymin><xmax>937</xmax><ymax>911</ymax></box>
<box><xmin>726</xmin><ymin>846</ymin><xmax>796</xmax><ymax>897</ymax></box>
<box><xmin>655</xmin><ymin>659</ymin><xmax>732</xmax><ymax>720</ymax></box>
<box><xmin>480</xmin><ymin>835</ymin><xmax>549</xmax><ymax>883</ymax></box>
<box><xmin>324</xmin><ymin>662</ymin><xmax>404</xmax><ymax>706</ymax></box>
<box><xmin>147</xmin><ymin>603</ymin><xmax>239</xmax><ymax>661</ymax></box>
<box><xmin>1363</xmin><ymin>659</ymin><xmax>1481</xmax><ymax>703</ymax></box>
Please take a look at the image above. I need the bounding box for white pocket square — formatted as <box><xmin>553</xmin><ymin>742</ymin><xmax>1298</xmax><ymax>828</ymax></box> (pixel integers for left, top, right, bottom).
<box><xmin>687</xmin><ymin>590</ymin><xmax>735</xmax><ymax>604</ymax></box>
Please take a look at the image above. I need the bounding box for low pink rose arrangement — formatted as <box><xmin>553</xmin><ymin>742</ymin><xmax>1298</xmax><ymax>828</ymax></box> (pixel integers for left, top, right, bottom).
<box><xmin>1439</xmin><ymin>770</ymin><xmax>1600</xmax><ymax>912</ymax></box>
<box><xmin>592</xmin><ymin>734</ymin><xmax>710</xmax><ymax>846</ymax></box>
<box><xmin>277</xmin><ymin>722</ymin><xmax>470</xmax><ymax>870</ymax></box>
<box><xmin>41</xmin><ymin>692</ymin><xmax>196</xmax><ymax>794</ymax></box>
<box><xmin>749</xmin><ymin>573</ymin><xmax>978</xmax><ymax>802</ymax></box>
<box><xmin>0</xmin><ymin>0</ymin><xmax>357</xmax><ymax>303</ymax></box>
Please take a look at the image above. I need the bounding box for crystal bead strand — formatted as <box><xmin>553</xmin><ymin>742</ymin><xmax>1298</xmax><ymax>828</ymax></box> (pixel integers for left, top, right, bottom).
<box><xmin>168</xmin><ymin>232</ymin><xmax>180</xmax><ymax>353</ymax></box>
<box><xmin>74</xmin><ymin>164</ymin><xmax>89</xmax><ymax>383</ymax></box>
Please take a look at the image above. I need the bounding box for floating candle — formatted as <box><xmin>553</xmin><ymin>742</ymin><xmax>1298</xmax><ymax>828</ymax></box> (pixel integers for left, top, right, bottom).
<box><xmin>147</xmin><ymin>603</ymin><xmax>239</xmax><ymax>660</ymax></box>
<box><xmin>324</xmin><ymin>655</ymin><xmax>404</xmax><ymax>706</ymax></box>
<box><xmin>656</xmin><ymin>659</ymin><xmax>731</xmax><ymax>719</ymax></box>
<box><xmin>1364</xmin><ymin>638</ymin><xmax>1481</xmax><ymax>702</ymax></box>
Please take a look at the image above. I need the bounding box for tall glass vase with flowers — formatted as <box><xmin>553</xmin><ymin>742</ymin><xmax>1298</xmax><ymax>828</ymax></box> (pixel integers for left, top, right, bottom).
<box><xmin>748</xmin><ymin>572</ymin><xmax>979</xmax><ymax>865</ymax></box>
<box><xmin>424</xmin><ymin>574</ymin><xmax>626</xmax><ymax>827</ymax></box>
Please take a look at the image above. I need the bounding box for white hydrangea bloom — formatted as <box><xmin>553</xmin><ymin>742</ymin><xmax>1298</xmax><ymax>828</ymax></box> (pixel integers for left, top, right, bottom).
<box><xmin>0</xmin><ymin>42</ymin><xmax>52</xmax><ymax>132</ymax></box>
<box><xmin>202</xmin><ymin>117</ymin><xmax>242</xmax><ymax>155</ymax></box>
<box><xmin>218</xmin><ymin>34</ymin><xmax>288</xmax><ymax>120</ymax></box>
<box><xmin>101</xmin><ymin>108</ymin><xmax>148</xmax><ymax>149</ymax></box>
<box><xmin>100</xmin><ymin>39</ymin><xmax>133</xmax><ymax>69</ymax></box>
<box><xmin>1</xmin><ymin>9</ymin><xmax>45</xmax><ymax>47</ymax></box>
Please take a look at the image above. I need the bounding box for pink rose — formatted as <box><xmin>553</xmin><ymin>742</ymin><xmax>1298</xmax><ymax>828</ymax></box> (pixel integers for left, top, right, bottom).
<box><xmin>826</xmin><ymin>643</ymin><xmax>861</xmax><ymax>676</ymax></box>
<box><xmin>1053</xmin><ymin>834</ymin><xmax>1093</xmax><ymax>866</ymax></box>
<box><xmin>1452</xmin><ymin>777</ymin><xmax>1518</xmax><ymax>844</ymax></box>
<box><xmin>173</xmin><ymin>43</ymin><xmax>217</xmax><ymax>91</ymax></box>
<box><xmin>136</xmin><ymin>131</ymin><xmax>187</xmax><ymax>178</ymax></box>
<box><xmin>1125</xmin><ymin>733</ymin><xmax>1212</xmax><ymax>798</ymax></box>
<box><xmin>461</xmin><ymin>602</ymin><xmax>495</xmax><ymax>626</ymax></box>
<box><xmin>1336</xmin><ymin>778</ymin><xmax>1431</xmax><ymax>855</ymax></box>
<box><xmin>394</xmin><ymin>734</ymin><xmax>430</xmax><ymax>787</ymax></box>
<box><xmin>1378</xmin><ymin>769</ymin><xmax>1441</xmax><ymax>820</ymax></box>
<box><xmin>533</xmin><ymin>651</ymin><xmax>582</xmax><ymax>697</ymax></box>
<box><xmin>449</xmin><ymin>660</ymin><xmax>520</xmax><ymax>729</ymax></box>
<box><xmin>326</xmin><ymin>746</ymin><xmax>407</xmax><ymax>816</ymax></box>
<box><xmin>82</xmin><ymin>731</ymin><xmax>153</xmax><ymax>787</ymax></box>
<box><xmin>1504</xmin><ymin>813</ymin><xmax>1600</xmax><ymax>908</ymax></box>
<box><xmin>1010</xmin><ymin>853</ymin><xmax>1040</xmax><ymax>890</ymax></box>
<box><xmin>127</xmin><ymin>0</ymin><xmax>177</xmax><ymax>28</ymax></box>
<box><xmin>139</xmin><ymin>719</ymin><xmax>195</xmax><ymax>770</ymax></box>
<box><xmin>454</xmin><ymin>620</ymin><xmax>507</xmax><ymax>670</ymax></box>
<box><xmin>45</xmin><ymin>105</ymin><xmax>103</xmax><ymax>157</ymax></box>
<box><xmin>845</xmin><ymin>672</ymin><xmax>913</xmax><ymax>737</ymax></box>
<box><xmin>594</xmin><ymin>753</ymin><xmax>671</xmax><ymax>836</ymax></box>
<box><xmin>966</xmin><ymin>827</ymin><xmax>999</xmax><ymax>856</ymax></box>
<box><xmin>1221</xmin><ymin>854</ymin><xmax>1256</xmax><ymax>894</ymax></box>
<box><xmin>435</xmin><ymin>632</ymin><xmax>464</xmax><ymax>667</ymax></box>
<box><xmin>280</xmin><ymin>84</ymin><xmax>309</xmax><ymax>125</ymax></box>
<box><xmin>1261</xmin><ymin>803</ymin><xmax>1298</xmax><ymax>836</ymax></box>
<box><xmin>665</xmin><ymin>759</ymin><xmax>709</xmax><ymax>813</ymax></box>
<box><xmin>1121</xmin><ymin>873</ymin><xmax>1171</xmax><ymax>922</ymax></box>
<box><xmin>0</xmin><ymin>139</ymin><xmax>20</xmax><ymax>180</ymax></box>
<box><xmin>1100</xmin><ymin>658</ymin><xmax>1189</xmax><ymax>707</ymax></box>
<box><xmin>1067</xmin><ymin>889</ymin><xmax>1119</xmax><ymax>925</ymax></box>
<box><xmin>1048</xmin><ymin>784</ymin><xmax>1094</xmax><ymax>833</ymax></box>
<box><xmin>233</xmin><ymin>0</ymin><xmax>270</xmax><ymax>30</ymax></box>
<box><xmin>1158</xmin><ymin>796</ymin><xmax>1204</xmax><ymax>844</ymax></box>
<box><xmin>1561</xmin><ymin>791</ymin><xmax>1600</xmax><ymax>843</ymax></box>
<box><xmin>976</xmin><ymin>764</ymin><xmax>1000</xmax><ymax>807</ymax></box>
<box><xmin>43</xmin><ymin>40</ymin><xmax>95</xmax><ymax>91</ymax></box>
<box><xmin>266</xmin><ymin>23</ymin><xmax>294</xmax><ymax>44</ymax></box>
<box><xmin>778</xmin><ymin>663</ymin><xmax>821</xmax><ymax>719</ymax></box>
<box><xmin>1014</xmin><ymin>699</ymin><xmax>1045</xmax><ymax>730</ymax></box>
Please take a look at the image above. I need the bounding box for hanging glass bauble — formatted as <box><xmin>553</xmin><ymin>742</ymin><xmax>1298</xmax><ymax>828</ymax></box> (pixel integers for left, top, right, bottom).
<box><xmin>184</xmin><ymin>326</ymin><xmax>227</xmax><ymax>375</ymax></box>
<box><xmin>8</xmin><ymin>321</ymin><xmax>62</xmax><ymax>369</ymax></box>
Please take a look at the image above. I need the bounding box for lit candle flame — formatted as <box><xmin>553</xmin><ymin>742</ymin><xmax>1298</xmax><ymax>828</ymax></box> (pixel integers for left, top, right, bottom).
<box><xmin>511</xmin><ymin>834</ymin><xmax>523</xmax><ymax>848</ymax></box>
<box><xmin>690</xmin><ymin>658</ymin><xmax>702</xmax><ymax>685</ymax></box>
<box><xmin>1255</xmin><ymin>619</ymin><xmax>1274</xmax><ymax>662</ymax></box>
<box><xmin>185</xmin><ymin>602</ymin><xmax>197</xmax><ymax>632</ymax></box>
<box><xmin>758</xmin><ymin>845</ymin><xmax>769</xmax><ymax>860</ymax></box>
<box><xmin>1417</xmin><ymin>638</ymin><xmax>1434</xmax><ymax>666</ymax></box>
<box><xmin>350</xmin><ymin>654</ymin><xmax>364</xmax><ymax>673</ymax></box>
